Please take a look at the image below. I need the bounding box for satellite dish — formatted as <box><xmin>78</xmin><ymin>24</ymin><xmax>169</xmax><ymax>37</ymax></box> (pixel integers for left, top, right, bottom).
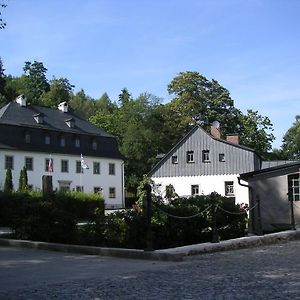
<box><xmin>212</xmin><ymin>120</ymin><xmax>220</xmax><ymax>129</ymax></box>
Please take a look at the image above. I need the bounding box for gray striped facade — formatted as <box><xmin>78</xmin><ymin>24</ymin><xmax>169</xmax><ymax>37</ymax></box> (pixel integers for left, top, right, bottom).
<box><xmin>149</xmin><ymin>126</ymin><xmax>261</xmax><ymax>178</ymax></box>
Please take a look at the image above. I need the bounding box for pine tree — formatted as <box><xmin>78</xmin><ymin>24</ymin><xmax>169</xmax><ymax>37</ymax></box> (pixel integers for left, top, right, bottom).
<box><xmin>18</xmin><ymin>167</ymin><xmax>28</xmax><ymax>191</ymax></box>
<box><xmin>4</xmin><ymin>168</ymin><xmax>13</xmax><ymax>193</ymax></box>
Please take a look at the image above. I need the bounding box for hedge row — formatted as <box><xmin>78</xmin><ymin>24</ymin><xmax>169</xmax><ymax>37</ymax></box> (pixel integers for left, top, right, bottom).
<box><xmin>0</xmin><ymin>191</ymin><xmax>104</xmax><ymax>243</ymax></box>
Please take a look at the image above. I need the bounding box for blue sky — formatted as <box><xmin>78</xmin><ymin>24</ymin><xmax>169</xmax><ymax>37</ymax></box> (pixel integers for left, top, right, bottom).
<box><xmin>1</xmin><ymin>0</ymin><xmax>300</xmax><ymax>148</ymax></box>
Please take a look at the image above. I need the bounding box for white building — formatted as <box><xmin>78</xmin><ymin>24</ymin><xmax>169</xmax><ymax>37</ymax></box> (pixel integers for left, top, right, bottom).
<box><xmin>0</xmin><ymin>96</ymin><xmax>124</xmax><ymax>209</ymax></box>
<box><xmin>148</xmin><ymin>124</ymin><xmax>261</xmax><ymax>205</ymax></box>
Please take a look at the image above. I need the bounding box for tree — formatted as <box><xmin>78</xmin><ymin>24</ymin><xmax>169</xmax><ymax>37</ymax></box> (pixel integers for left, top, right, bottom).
<box><xmin>281</xmin><ymin>115</ymin><xmax>300</xmax><ymax>159</ymax></box>
<box><xmin>238</xmin><ymin>109</ymin><xmax>275</xmax><ymax>156</ymax></box>
<box><xmin>95</xmin><ymin>93</ymin><xmax>117</xmax><ymax>113</ymax></box>
<box><xmin>22</xmin><ymin>61</ymin><xmax>50</xmax><ymax>104</ymax></box>
<box><xmin>0</xmin><ymin>2</ymin><xmax>7</xmax><ymax>29</ymax></box>
<box><xmin>167</xmin><ymin>71</ymin><xmax>275</xmax><ymax>156</ymax></box>
<box><xmin>69</xmin><ymin>89</ymin><xmax>96</xmax><ymax>119</ymax></box>
<box><xmin>18</xmin><ymin>166</ymin><xmax>28</xmax><ymax>192</ymax></box>
<box><xmin>118</xmin><ymin>88</ymin><xmax>132</xmax><ymax>106</ymax></box>
<box><xmin>41</xmin><ymin>77</ymin><xmax>74</xmax><ymax>108</ymax></box>
<box><xmin>3</xmin><ymin>168</ymin><xmax>13</xmax><ymax>193</ymax></box>
<box><xmin>0</xmin><ymin>57</ymin><xmax>6</xmax><ymax>106</ymax></box>
<box><xmin>167</xmin><ymin>71</ymin><xmax>241</xmax><ymax>139</ymax></box>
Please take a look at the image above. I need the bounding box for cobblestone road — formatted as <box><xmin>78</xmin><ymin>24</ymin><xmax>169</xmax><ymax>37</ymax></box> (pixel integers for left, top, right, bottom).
<box><xmin>1</xmin><ymin>240</ymin><xmax>300</xmax><ymax>299</ymax></box>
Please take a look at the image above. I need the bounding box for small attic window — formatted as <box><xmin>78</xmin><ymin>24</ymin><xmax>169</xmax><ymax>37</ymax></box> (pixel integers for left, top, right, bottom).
<box><xmin>25</xmin><ymin>131</ymin><xmax>31</xmax><ymax>144</ymax></box>
<box><xmin>33</xmin><ymin>113</ymin><xmax>44</xmax><ymax>124</ymax></box>
<box><xmin>65</xmin><ymin>118</ymin><xmax>75</xmax><ymax>128</ymax></box>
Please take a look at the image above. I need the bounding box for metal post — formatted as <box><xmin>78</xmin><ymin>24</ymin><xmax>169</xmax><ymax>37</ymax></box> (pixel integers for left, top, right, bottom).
<box><xmin>143</xmin><ymin>184</ymin><xmax>153</xmax><ymax>251</ymax></box>
<box><xmin>256</xmin><ymin>194</ymin><xmax>263</xmax><ymax>235</ymax></box>
<box><xmin>290</xmin><ymin>195</ymin><xmax>296</xmax><ymax>230</ymax></box>
<box><xmin>211</xmin><ymin>192</ymin><xmax>218</xmax><ymax>243</ymax></box>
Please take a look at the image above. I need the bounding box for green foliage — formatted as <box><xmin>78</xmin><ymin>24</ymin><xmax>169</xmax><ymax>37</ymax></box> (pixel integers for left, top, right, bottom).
<box><xmin>0</xmin><ymin>3</ymin><xmax>7</xmax><ymax>29</ymax></box>
<box><xmin>0</xmin><ymin>191</ymin><xmax>104</xmax><ymax>243</ymax></box>
<box><xmin>77</xmin><ymin>194</ymin><xmax>247</xmax><ymax>250</ymax></box>
<box><xmin>18</xmin><ymin>166</ymin><xmax>28</xmax><ymax>192</ymax></box>
<box><xmin>22</xmin><ymin>61</ymin><xmax>50</xmax><ymax>104</ymax></box>
<box><xmin>167</xmin><ymin>71</ymin><xmax>241</xmax><ymax>136</ymax></box>
<box><xmin>41</xmin><ymin>77</ymin><xmax>74</xmax><ymax>107</ymax></box>
<box><xmin>3</xmin><ymin>168</ymin><xmax>13</xmax><ymax>193</ymax></box>
<box><xmin>239</xmin><ymin>109</ymin><xmax>275</xmax><ymax>155</ymax></box>
<box><xmin>281</xmin><ymin>115</ymin><xmax>300</xmax><ymax>159</ymax></box>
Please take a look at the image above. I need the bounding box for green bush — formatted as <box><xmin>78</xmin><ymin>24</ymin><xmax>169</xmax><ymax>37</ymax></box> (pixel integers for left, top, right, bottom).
<box><xmin>77</xmin><ymin>194</ymin><xmax>247</xmax><ymax>250</ymax></box>
<box><xmin>0</xmin><ymin>190</ymin><xmax>246</xmax><ymax>249</ymax></box>
<box><xmin>0</xmin><ymin>191</ymin><xmax>104</xmax><ymax>243</ymax></box>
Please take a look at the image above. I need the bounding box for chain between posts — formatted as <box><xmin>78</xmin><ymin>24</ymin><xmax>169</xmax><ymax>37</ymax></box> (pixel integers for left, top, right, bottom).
<box><xmin>153</xmin><ymin>202</ymin><xmax>212</xmax><ymax>219</ymax></box>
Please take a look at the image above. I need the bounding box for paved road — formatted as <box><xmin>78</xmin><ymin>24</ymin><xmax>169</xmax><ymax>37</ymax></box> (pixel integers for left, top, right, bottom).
<box><xmin>1</xmin><ymin>240</ymin><xmax>300</xmax><ymax>299</ymax></box>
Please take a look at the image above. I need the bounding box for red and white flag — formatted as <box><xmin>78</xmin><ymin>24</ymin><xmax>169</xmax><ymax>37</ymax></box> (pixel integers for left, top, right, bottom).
<box><xmin>48</xmin><ymin>158</ymin><xmax>53</xmax><ymax>173</ymax></box>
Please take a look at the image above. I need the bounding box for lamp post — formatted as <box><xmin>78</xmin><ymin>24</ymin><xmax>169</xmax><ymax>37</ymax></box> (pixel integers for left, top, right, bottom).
<box><xmin>143</xmin><ymin>183</ymin><xmax>153</xmax><ymax>251</ymax></box>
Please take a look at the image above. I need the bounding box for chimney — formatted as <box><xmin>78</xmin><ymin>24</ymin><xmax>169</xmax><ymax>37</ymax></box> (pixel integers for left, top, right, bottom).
<box><xmin>58</xmin><ymin>101</ymin><xmax>68</xmax><ymax>113</ymax></box>
<box><xmin>226</xmin><ymin>134</ymin><xmax>240</xmax><ymax>145</ymax></box>
<box><xmin>211</xmin><ymin>126</ymin><xmax>221</xmax><ymax>139</ymax></box>
<box><xmin>16</xmin><ymin>95</ymin><xmax>27</xmax><ymax>107</ymax></box>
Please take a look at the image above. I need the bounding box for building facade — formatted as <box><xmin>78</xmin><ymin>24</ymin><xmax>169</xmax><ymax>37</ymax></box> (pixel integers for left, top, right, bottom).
<box><xmin>240</xmin><ymin>162</ymin><xmax>300</xmax><ymax>233</ymax></box>
<box><xmin>0</xmin><ymin>96</ymin><xmax>124</xmax><ymax>209</ymax></box>
<box><xmin>149</xmin><ymin>125</ymin><xmax>261</xmax><ymax>204</ymax></box>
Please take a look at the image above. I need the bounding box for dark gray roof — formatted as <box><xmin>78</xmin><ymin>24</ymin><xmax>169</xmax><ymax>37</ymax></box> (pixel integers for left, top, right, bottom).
<box><xmin>261</xmin><ymin>160</ymin><xmax>299</xmax><ymax>169</ymax></box>
<box><xmin>0</xmin><ymin>101</ymin><xmax>114</xmax><ymax>137</ymax></box>
<box><xmin>0</xmin><ymin>101</ymin><xmax>123</xmax><ymax>159</ymax></box>
<box><xmin>240</xmin><ymin>161</ymin><xmax>300</xmax><ymax>179</ymax></box>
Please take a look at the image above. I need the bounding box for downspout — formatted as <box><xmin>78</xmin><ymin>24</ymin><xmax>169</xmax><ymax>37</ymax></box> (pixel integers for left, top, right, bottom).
<box><xmin>238</xmin><ymin>177</ymin><xmax>255</xmax><ymax>234</ymax></box>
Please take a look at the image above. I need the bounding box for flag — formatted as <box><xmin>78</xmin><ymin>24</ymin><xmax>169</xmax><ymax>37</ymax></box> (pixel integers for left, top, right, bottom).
<box><xmin>80</xmin><ymin>154</ymin><xmax>89</xmax><ymax>169</ymax></box>
<box><xmin>48</xmin><ymin>158</ymin><xmax>53</xmax><ymax>173</ymax></box>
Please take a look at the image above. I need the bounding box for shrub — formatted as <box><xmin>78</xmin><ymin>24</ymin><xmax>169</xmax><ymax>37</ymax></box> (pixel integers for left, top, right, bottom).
<box><xmin>0</xmin><ymin>191</ymin><xmax>104</xmax><ymax>243</ymax></box>
<box><xmin>3</xmin><ymin>168</ymin><xmax>13</xmax><ymax>193</ymax></box>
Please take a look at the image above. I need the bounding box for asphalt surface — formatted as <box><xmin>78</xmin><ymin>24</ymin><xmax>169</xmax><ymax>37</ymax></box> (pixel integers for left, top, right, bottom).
<box><xmin>1</xmin><ymin>240</ymin><xmax>300</xmax><ymax>299</ymax></box>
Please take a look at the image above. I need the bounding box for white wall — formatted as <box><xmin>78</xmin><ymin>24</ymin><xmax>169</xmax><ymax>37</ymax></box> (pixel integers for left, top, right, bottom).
<box><xmin>151</xmin><ymin>175</ymin><xmax>249</xmax><ymax>205</ymax></box>
<box><xmin>0</xmin><ymin>150</ymin><xmax>124</xmax><ymax>209</ymax></box>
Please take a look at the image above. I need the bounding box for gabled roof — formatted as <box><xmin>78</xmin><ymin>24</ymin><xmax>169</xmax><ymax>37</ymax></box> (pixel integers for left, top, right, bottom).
<box><xmin>148</xmin><ymin>124</ymin><xmax>258</xmax><ymax>176</ymax></box>
<box><xmin>240</xmin><ymin>161</ymin><xmax>300</xmax><ymax>179</ymax></box>
<box><xmin>0</xmin><ymin>101</ymin><xmax>114</xmax><ymax>137</ymax></box>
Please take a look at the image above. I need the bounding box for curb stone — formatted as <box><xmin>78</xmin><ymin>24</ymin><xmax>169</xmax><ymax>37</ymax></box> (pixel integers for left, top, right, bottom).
<box><xmin>0</xmin><ymin>229</ymin><xmax>299</xmax><ymax>261</ymax></box>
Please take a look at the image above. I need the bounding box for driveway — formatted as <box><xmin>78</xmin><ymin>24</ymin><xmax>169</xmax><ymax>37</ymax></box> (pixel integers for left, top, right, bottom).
<box><xmin>1</xmin><ymin>240</ymin><xmax>300</xmax><ymax>299</ymax></box>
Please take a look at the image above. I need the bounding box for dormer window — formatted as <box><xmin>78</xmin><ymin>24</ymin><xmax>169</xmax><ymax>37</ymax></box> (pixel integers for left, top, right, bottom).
<box><xmin>65</xmin><ymin>118</ymin><xmax>75</xmax><ymax>128</ymax></box>
<box><xmin>25</xmin><ymin>131</ymin><xmax>31</xmax><ymax>144</ymax></box>
<box><xmin>33</xmin><ymin>113</ymin><xmax>44</xmax><ymax>124</ymax></box>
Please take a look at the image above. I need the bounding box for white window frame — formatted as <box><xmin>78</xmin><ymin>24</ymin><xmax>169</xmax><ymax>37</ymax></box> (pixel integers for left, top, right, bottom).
<box><xmin>186</xmin><ymin>151</ymin><xmax>194</xmax><ymax>163</ymax></box>
<box><xmin>225</xmin><ymin>181</ymin><xmax>235</xmax><ymax>197</ymax></box>
<box><xmin>5</xmin><ymin>155</ymin><xmax>14</xmax><ymax>170</ymax></box>
<box><xmin>61</xmin><ymin>160</ymin><xmax>69</xmax><ymax>173</ymax></box>
<box><xmin>202</xmin><ymin>150</ymin><xmax>210</xmax><ymax>162</ymax></box>
<box><xmin>288</xmin><ymin>174</ymin><xmax>300</xmax><ymax>201</ymax></box>
<box><xmin>191</xmin><ymin>184</ymin><xmax>199</xmax><ymax>196</ymax></box>
<box><xmin>109</xmin><ymin>163</ymin><xmax>115</xmax><ymax>175</ymax></box>
<box><xmin>93</xmin><ymin>162</ymin><xmax>100</xmax><ymax>174</ymax></box>
<box><xmin>25</xmin><ymin>157</ymin><xmax>33</xmax><ymax>171</ymax></box>
<box><xmin>109</xmin><ymin>187</ymin><xmax>116</xmax><ymax>198</ymax></box>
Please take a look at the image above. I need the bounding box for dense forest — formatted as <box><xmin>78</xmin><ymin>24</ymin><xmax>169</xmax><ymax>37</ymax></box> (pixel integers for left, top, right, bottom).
<box><xmin>0</xmin><ymin>59</ymin><xmax>299</xmax><ymax>192</ymax></box>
